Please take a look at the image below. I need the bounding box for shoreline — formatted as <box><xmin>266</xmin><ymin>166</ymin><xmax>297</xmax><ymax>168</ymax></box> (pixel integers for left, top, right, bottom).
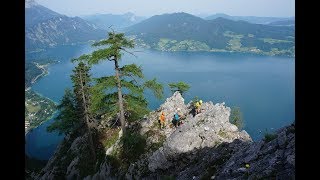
<box><xmin>26</xmin><ymin>110</ymin><xmax>59</xmax><ymax>136</ymax></box>
<box><xmin>31</xmin><ymin>89</ymin><xmax>59</xmax><ymax>105</ymax></box>
<box><xmin>25</xmin><ymin>61</ymin><xmax>59</xmax><ymax>135</ymax></box>
<box><xmin>31</xmin><ymin>62</ymin><xmax>49</xmax><ymax>84</ymax></box>
<box><xmin>135</xmin><ymin>45</ymin><xmax>295</xmax><ymax>58</ymax></box>
<box><xmin>25</xmin><ymin>89</ymin><xmax>59</xmax><ymax>134</ymax></box>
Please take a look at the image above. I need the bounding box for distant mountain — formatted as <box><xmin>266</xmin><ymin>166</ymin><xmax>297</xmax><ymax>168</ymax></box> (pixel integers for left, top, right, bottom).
<box><xmin>81</xmin><ymin>12</ymin><xmax>146</xmax><ymax>30</ymax></box>
<box><xmin>205</xmin><ymin>13</ymin><xmax>294</xmax><ymax>25</ymax></box>
<box><xmin>25</xmin><ymin>0</ymin><xmax>106</xmax><ymax>51</ymax></box>
<box><xmin>268</xmin><ymin>19</ymin><xmax>295</xmax><ymax>26</ymax></box>
<box><xmin>127</xmin><ymin>12</ymin><xmax>211</xmax><ymax>42</ymax></box>
<box><xmin>26</xmin><ymin>16</ymin><xmax>106</xmax><ymax>51</ymax></box>
<box><xmin>25</xmin><ymin>0</ymin><xmax>61</xmax><ymax>27</ymax></box>
<box><xmin>126</xmin><ymin>12</ymin><xmax>295</xmax><ymax>57</ymax></box>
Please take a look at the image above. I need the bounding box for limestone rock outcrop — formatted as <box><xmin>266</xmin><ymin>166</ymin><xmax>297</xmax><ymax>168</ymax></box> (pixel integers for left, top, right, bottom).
<box><xmin>35</xmin><ymin>92</ymin><xmax>295</xmax><ymax>180</ymax></box>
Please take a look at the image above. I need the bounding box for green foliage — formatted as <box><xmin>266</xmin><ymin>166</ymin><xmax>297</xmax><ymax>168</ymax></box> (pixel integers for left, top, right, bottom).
<box><xmin>120</xmin><ymin>131</ymin><xmax>147</xmax><ymax>164</ymax></box>
<box><xmin>264</xmin><ymin>132</ymin><xmax>277</xmax><ymax>142</ymax></box>
<box><xmin>88</xmin><ymin>32</ymin><xmax>135</xmax><ymax>64</ymax></box>
<box><xmin>230</xmin><ymin>106</ymin><xmax>244</xmax><ymax>130</ymax></box>
<box><xmin>100</xmin><ymin>128</ymin><xmax>120</xmax><ymax>149</ymax></box>
<box><xmin>70</xmin><ymin>60</ymin><xmax>96</xmax><ymax>130</ymax></box>
<box><xmin>145</xmin><ymin>129</ymin><xmax>166</xmax><ymax>152</ymax></box>
<box><xmin>127</xmin><ymin>13</ymin><xmax>295</xmax><ymax>56</ymax></box>
<box><xmin>75</xmin><ymin>31</ymin><xmax>164</xmax><ymax>123</ymax></box>
<box><xmin>25</xmin><ymin>90</ymin><xmax>56</xmax><ymax>130</ymax></box>
<box><xmin>192</xmin><ymin>96</ymin><xmax>200</xmax><ymax>103</ymax></box>
<box><xmin>71</xmin><ymin>61</ymin><xmax>92</xmax><ymax>110</ymax></box>
<box><xmin>144</xmin><ymin>78</ymin><xmax>164</xmax><ymax>99</ymax></box>
<box><xmin>47</xmin><ymin>89</ymin><xmax>80</xmax><ymax>135</ymax></box>
<box><xmin>157</xmin><ymin>38</ymin><xmax>210</xmax><ymax>51</ymax></box>
<box><xmin>71</xmin><ymin>32</ymin><xmax>165</xmax><ymax>172</ymax></box>
<box><xmin>168</xmin><ymin>81</ymin><xmax>190</xmax><ymax>95</ymax></box>
<box><xmin>120</xmin><ymin>64</ymin><xmax>144</xmax><ymax>79</ymax></box>
<box><xmin>90</xmin><ymin>72</ymin><xmax>162</xmax><ymax>122</ymax></box>
<box><xmin>123</xmin><ymin>94</ymin><xmax>150</xmax><ymax>122</ymax></box>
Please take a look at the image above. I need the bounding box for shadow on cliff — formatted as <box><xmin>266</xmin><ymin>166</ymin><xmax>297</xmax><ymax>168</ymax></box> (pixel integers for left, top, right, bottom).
<box><xmin>142</xmin><ymin>123</ymin><xmax>295</xmax><ymax>180</ymax></box>
<box><xmin>144</xmin><ymin>138</ymin><xmax>250</xmax><ymax>179</ymax></box>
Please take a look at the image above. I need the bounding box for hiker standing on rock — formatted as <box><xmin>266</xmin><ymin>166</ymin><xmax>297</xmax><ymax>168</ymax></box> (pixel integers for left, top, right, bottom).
<box><xmin>159</xmin><ymin>111</ymin><xmax>166</xmax><ymax>129</ymax></box>
<box><xmin>194</xmin><ymin>100</ymin><xmax>203</xmax><ymax>115</ymax></box>
<box><xmin>172</xmin><ymin>110</ymin><xmax>180</xmax><ymax>128</ymax></box>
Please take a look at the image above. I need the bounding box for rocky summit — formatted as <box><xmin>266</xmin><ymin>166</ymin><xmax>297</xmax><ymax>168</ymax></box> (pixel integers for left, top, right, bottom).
<box><xmin>33</xmin><ymin>92</ymin><xmax>295</xmax><ymax>180</ymax></box>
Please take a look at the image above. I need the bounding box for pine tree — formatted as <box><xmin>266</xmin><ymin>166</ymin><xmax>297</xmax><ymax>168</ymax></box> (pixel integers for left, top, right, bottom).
<box><xmin>168</xmin><ymin>81</ymin><xmax>190</xmax><ymax>96</ymax></box>
<box><xmin>74</xmin><ymin>32</ymin><xmax>163</xmax><ymax>133</ymax></box>
<box><xmin>90</xmin><ymin>64</ymin><xmax>163</xmax><ymax>124</ymax></box>
<box><xmin>46</xmin><ymin>89</ymin><xmax>80</xmax><ymax>135</ymax></box>
<box><xmin>70</xmin><ymin>60</ymin><xmax>96</xmax><ymax>161</ymax></box>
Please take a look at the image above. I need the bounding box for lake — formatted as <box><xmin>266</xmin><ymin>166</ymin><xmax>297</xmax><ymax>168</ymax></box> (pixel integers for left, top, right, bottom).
<box><xmin>25</xmin><ymin>44</ymin><xmax>295</xmax><ymax>160</ymax></box>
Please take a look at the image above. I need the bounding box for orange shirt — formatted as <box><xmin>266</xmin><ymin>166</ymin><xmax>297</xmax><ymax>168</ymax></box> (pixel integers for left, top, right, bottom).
<box><xmin>160</xmin><ymin>114</ymin><xmax>165</xmax><ymax>122</ymax></box>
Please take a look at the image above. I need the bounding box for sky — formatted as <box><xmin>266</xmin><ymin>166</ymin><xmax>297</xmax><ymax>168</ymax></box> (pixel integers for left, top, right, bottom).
<box><xmin>36</xmin><ymin>0</ymin><xmax>295</xmax><ymax>18</ymax></box>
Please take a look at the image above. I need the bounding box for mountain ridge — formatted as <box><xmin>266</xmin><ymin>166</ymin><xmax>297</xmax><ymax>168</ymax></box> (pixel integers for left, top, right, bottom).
<box><xmin>25</xmin><ymin>0</ymin><xmax>62</xmax><ymax>27</ymax></box>
<box><xmin>81</xmin><ymin>12</ymin><xmax>146</xmax><ymax>30</ymax></box>
<box><xmin>25</xmin><ymin>1</ymin><xmax>106</xmax><ymax>51</ymax></box>
<box><xmin>125</xmin><ymin>12</ymin><xmax>295</xmax><ymax>57</ymax></box>
<box><xmin>204</xmin><ymin>13</ymin><xmax>294</xmax><ymax>25</ymax></box>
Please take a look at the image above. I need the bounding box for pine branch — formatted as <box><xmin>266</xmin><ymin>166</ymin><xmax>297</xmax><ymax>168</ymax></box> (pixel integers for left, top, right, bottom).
<box><xmin>144</xmin><ymin>78</ymin><xmax>164</xmax><ymax>99</ymax></box>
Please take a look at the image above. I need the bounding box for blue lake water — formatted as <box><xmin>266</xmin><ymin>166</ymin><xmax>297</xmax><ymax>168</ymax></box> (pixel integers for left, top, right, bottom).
<box><xmin>26</xmin><ymin>44</ymin><xmax>295</xmax><ymax>160</ymax></box>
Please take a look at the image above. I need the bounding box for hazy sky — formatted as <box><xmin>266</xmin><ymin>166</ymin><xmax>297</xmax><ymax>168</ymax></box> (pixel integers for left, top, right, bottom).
<box><xmin>36</xmin><ymin>0</ymin><xmax>295</xmax><ymax>17</ymax></box>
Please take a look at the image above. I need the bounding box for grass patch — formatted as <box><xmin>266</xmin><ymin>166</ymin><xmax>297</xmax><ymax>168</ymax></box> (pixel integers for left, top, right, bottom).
<box><xmin>144</xmin><ymin>127</ymin><xmax>166</xmax><ymax>152</ymax></box>
<box><xmin>25</xmin><ymin>104</ymin><xmax>41</xmax><ymax>113</ymax></box>
<box><xmin>218</xmin><ymin>130</ymin><xmax>228</xmax><ymax>138</ymax></box>
<box><xmin>157</xmin><ymin>38</ymin><xmax>210</xmax><ymax>51</ymax></box>
<box><xmin>100</xmin><ymin>128</ymin><xmax>120</xmax><ymax>149</ymax></box>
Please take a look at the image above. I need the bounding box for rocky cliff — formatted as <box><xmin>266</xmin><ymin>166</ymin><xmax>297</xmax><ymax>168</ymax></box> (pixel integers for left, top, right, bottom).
<box><xmin>34</xmin><ymin>92</ymin><xmax>295</xmax><ymax>179</ymax></box>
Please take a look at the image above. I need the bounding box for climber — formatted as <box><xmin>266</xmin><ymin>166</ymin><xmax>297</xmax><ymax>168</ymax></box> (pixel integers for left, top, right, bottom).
<box><xmin>159</xmin><ymin>111</ymin><xmax>166</xmax><ymax>129</ymax></box>
<box><xmin>172</xmin><ymin>111</ymin><xmax>180</xmax><ymax>127</ymax></box>
<box><xmin>195</xmin><ymin>100</ymin><xmax>203</xmax><ymax>115</ymax></box>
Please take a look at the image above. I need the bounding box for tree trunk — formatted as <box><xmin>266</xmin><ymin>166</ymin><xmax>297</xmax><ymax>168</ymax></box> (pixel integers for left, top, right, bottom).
<box><xmin>79</xmin><ymin>70</ymin><xmax>96</xmax><ymax>162</ymax></box>
<box><xmin>114</xmin><ymin>59</ymin><xmax>126</xmax><ymax>134</ymax></box>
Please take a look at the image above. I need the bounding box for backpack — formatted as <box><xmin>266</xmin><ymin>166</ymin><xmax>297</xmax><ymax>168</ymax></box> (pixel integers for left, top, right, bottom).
<box><xmin>174</xmin><ymin>113</ymin><xmax>179</xmax><ymax>121</ymax></box>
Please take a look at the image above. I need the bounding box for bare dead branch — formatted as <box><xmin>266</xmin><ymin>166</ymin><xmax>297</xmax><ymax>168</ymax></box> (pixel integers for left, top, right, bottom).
<box><xmin>111</xmin><ymin>117</ymin><xmax>119</xmax><ymax>127</ymax></box>
<box><xmin>120</xmin><ymin>47</ymin><xmax>138</xmax><ymax>58</ymax></box>
<box><xmin>108</xmin><ymin>25</ymin><xmax>115</xmax><ymax>33</ymax></box>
